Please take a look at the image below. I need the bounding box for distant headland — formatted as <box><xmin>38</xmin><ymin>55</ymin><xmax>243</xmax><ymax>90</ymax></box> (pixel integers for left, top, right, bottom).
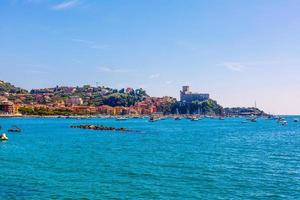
<box><xmin>0</xmin><ymin>80</ymin><xmax>267</xmax><ymax>117</ymax></box>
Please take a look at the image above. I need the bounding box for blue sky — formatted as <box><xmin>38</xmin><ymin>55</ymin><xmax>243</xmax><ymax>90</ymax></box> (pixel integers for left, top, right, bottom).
<box><xmin>1</xmin><ymin>0</ymin><xmax>300</xmax><ymax>114</ymax></box>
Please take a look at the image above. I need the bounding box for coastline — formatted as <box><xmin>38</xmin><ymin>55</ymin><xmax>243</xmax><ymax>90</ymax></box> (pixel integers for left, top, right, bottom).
<box><xmin>0</xmin><ymin>113</ymin><xmax>277</xmax><ymax>119</ymax></box>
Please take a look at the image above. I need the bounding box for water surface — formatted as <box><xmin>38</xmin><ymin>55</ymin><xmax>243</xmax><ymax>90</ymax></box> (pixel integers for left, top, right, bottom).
<box><xmin>0</xmin><ymin>117</ymin><xmax>299</xmax><ymax>199</ymax></box>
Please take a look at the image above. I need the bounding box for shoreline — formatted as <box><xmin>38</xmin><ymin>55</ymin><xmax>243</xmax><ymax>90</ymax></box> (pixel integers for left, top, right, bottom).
<box><xmin>0</xmin><ymin>113</ymin><xmax>288</xmax><ymax>119</ymax></box>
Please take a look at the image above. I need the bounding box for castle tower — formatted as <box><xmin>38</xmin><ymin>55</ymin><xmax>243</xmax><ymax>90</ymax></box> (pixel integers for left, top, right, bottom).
<box><xmin>182</xmin><ymin>86</ymin><xmax>189</xmax><ymax>93</ymax></box>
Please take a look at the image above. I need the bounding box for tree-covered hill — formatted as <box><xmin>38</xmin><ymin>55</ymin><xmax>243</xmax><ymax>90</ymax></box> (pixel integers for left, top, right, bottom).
<box><xmin>0</xmin><ymin>80</ymin><xmax>28</xmax><ymax>95</ymax></box>
<box><xmin>171</xmin><ymin>99</ymin><xmax>224</xmax><ymax>116</ymax></box>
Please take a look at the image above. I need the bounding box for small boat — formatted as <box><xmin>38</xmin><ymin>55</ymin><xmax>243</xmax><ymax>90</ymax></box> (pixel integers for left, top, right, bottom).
<box><xmin>8</xmin><ymin>126</ymin><xmax>21</xmax><ymax>133</ymax></box>
<box><xmin>293</xmin><ymin>118</ymin><xmax>299</xmax><ymax>122</ymax></box>
<box><xmin>191</xmin><ymin>117</ymin><xmax>199</xmax><ymax>121</ymax></box>
<box><xmin>149</xmin><ymin>116</ymin><xmax>157</xmax><ymax>122</ymax></box>
<box><xmin>0</xmin><ymin>133</ymin><xmax>8</xmax><ymax>141</ymax></box>
<box><xmin>247</xmin><ymin>116</ymin><xmax>257</xmax><ymax>122</ymax></box>
<box><xmin>281</xmin><ymin>121</ymin><xmax>288</xmax><ymax>126</ymax></box>
<box><xmin>116</xmin><ymin>117</ymin><xmax>127</xmax><ymax>121</ymax></box>
<box><xmin>174</xmin><ymin>117</ymin><xmax>182</xmax><ymax>120</ymax></box>
<box><xmin>219</xmin><ymin>117</ymin><xmax>225</xmax><ymax>120</ymax></box>
<box><xmin>277</xmin><ymin>117</ymin><xmax>285</xmax><ymax>123</ymax></box>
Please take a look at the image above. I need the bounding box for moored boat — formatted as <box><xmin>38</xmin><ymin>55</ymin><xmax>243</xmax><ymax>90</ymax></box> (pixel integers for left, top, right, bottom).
<box><xmin>191</xmin><ymin>117</ymin><xmax>199</xmax><ymax>121</ymax></box>
<box><xmin>174</xmin><ymin>116</ymin><xmax>182</xmax><ymax>120</ymax></box>
<box><xmin>149</xmin><ymin>116</ymin><xmax>158</xmax><ymax>122</ymax></box>
<box><xmin>247</xmin><ymin>115</ymin><xmax>257</xmax><ymax>122</ymax></box>
<box><xmin>0</xmin><ymin>133</ymin><xmax>8</xmax><ymax>141</ymax></box>
<box><xmin>8</xmin><ymin>126</ymin><xmax>21</xmax><ymax>133</ymax></box>
<box><xmin>293</xmin><ymin>118</ymin><xmax>299</xmax><ymax>122</ymax></box>
<box><xmin>116</xmin><ymin>117</ymin><xmax>127</xmax><ymax>121</ymax></box>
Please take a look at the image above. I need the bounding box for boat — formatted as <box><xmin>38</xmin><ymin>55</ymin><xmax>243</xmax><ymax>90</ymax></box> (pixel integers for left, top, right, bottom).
<box><xmin>247</xmin><ymin>115</ymin><xmax>257</xmax><ymax>122</ymax></box>
<box><xmin>149</xmin><ymin>116</ymin><xmax>158</xmax><ymax>122</ymax></box>
<box><xmin>116</xmin><ymin>117</ymin><xmax>127</xmax><ymax>121</ymax></box>
<box><xmin>0</xmin><ymin>133</ymin><xmax>8</xmax><ymax>141</ymax></box>
<box><xmin>8</xmin><ymin>126</ymin><xmax>21</xmax><ymax>133</ymax></box>
<box><xmin>281</xmin><ymin>121</ymin><xmax>288</xmax><ymax>126</ymax></box>
<box><xmin>219</xmin><ymin>117</ymin><xmax>225</xmax><ymax>120</ymax></box>
<box><xmin>277</xmin><ymin>117</ymin><xmax>285</xmax><ymax>123</ymax></box>
<box><xmin>293</xmin><ymin>118</ymin><xmax>299</xmax><ymax>122</ymax></box>
<box><xmin>191</xmin><ymin>117</ymin><xmax>199</xmax><ymax>121</ymax></box>
<box><xmin>174</xmin><ymin>117</ymin><xmax>182</xmax><ymax>120</ymax></box>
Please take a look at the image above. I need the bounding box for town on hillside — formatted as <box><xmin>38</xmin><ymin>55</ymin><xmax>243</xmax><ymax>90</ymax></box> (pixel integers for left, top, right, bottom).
<box><xmin>0</xmin><ymin>80</ymin><xmax>266</xmax><ymax>117</ymax></box>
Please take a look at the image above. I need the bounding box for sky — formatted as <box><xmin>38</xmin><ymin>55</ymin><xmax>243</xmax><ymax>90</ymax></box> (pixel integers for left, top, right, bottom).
<box><xmin>1</xmin><ymin>0</ymin><xmax>300</xmax><ymax>115</ymax></box>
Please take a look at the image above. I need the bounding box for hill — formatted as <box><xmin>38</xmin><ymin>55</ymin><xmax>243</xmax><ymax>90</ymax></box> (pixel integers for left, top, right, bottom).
<box><xmin>0</xmin><ymin>80</ymin><xmax>28</xmax><ymax>95</ymax></box>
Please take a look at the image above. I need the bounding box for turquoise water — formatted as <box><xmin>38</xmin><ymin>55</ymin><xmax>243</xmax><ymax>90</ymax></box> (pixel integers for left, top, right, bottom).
<box><xmin>0</xmin><ymin>117</ymin><xmax>300</xmax><ymax>199</ymax></box>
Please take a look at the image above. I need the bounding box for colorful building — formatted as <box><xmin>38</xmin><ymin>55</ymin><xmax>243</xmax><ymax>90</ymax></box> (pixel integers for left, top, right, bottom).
<box><xmin>66</xmin><ymin>96</ymin><xmax>83</xmax><ymax>106</ymax></box>
<box><xmin>0</xmin><ymin>101</ymin><xmax>15</xmax><ymax>114</ymax></box>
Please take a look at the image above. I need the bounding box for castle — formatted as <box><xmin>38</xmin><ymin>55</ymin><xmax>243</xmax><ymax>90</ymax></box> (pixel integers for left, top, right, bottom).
<box><xmin>180</xmin><ymin>86</ymin><xmax>209</xmax><ymax>103</ymax></box>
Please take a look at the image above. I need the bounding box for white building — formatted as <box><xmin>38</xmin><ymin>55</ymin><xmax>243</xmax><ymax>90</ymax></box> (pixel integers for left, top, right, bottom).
<box><xmin>66</xmin><ymin>96</ymin><xmax>83</xmax><ymax>106</ymax></box>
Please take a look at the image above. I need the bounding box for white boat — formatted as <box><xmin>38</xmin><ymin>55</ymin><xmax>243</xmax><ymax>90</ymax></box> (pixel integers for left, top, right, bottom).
<box><xmin>293</xmin><ymin>118</ymin><xmax>299</xmax><ymax>122</ymax></box>
<box><xmin>247</xmin><ymin>116</ymin><xmax>257</xmax><ymax>122</ymax></box>
<box><xmin>0</xmin><ymin>133</ymin><xmax>8</xmax><ymax>141</ymax></box>
<box><xmin>277</xmin><ymin>117</ymin><xmax>285</xmax><ymax>123</ymax></box>
<box><xmin>149</xmin><ymin>116</ymin><xmax>158</xmax><ymax>122</ymax></box>
<box><xmin>116</xmin><ymin>117</ymin><xmax>127</xmax><ymax>121</ymax></box>
<box><xmin>174</xmin><ymin>117</ymin><xmax>182</xmax><ymax>120</ymax></box>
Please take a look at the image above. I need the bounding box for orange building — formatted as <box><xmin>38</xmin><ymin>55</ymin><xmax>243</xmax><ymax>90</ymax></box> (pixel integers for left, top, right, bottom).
<box><xmin>71</xmin><ymin>106</ymin><xmax>96</xmax><ymax>114</ymax></box>
<box><xmin>0</xmin><ymin>101</ymin><xmax>15</xmax><ymax>114</ymax></box>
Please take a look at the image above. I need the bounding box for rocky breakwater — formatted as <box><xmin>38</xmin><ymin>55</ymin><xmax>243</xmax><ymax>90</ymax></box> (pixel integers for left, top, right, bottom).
<box><xmin>70</xmin><ymin>124</ymin><xmax>131</xmax><ymax>132</ymax></box>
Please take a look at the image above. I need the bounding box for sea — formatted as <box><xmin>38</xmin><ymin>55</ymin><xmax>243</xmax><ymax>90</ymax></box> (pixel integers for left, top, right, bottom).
<box><xmin>0</xmin><ymin>117</ymin><xmax>299</xmax><ymax>199</ymax></box>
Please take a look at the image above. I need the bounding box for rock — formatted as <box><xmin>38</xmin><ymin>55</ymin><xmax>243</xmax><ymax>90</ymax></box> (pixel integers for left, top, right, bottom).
<box><xmin>70</xmin><ymin>124</ymin><xmax>130</xmax><ymax>132</ymax></box>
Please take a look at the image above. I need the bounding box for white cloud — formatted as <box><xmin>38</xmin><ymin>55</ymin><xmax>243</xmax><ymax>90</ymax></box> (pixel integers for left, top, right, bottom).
<box><xmin>148</xmin><ymin>73</ymin><xmax>160</xmax><ymax>79</ymax></box>
<box><xmin>99</xmin><ymin>67</ymin><xmax>127</xmax><ymax>73</ymax></box>
<box><xmin>222</xmin><ymin>62</ymin><xmax>245</xmax><ymax>72</ymax></box>
<box><xmin>52</xmin><ymin>0</ymin><xmax>80</xmax><ymax>10</ymax></box>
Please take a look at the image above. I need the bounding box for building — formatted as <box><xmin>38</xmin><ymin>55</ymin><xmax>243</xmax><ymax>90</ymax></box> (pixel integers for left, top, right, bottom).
<box><xmin>98</xmin><ymin>105</ymin><xmax>114</xmax><ymax>115</ymax></box>
<box><xmin>71</xmin><ymin>106</ymin><xmax>96</xmax><ymax>113</ymax></box>
<box><xmin>66</xmin><ymin>96</ymin><xmax>83</xmax><ymax>106</ymax></box>
<box><xmin>180</xmin><ymin>86</ymin><xmax>209</xmax><ymax>103</ymax></box>
<box><xmin>0</xmin><ymin>100</ymin><xmax>15</xmax><ymax>114</ymax></box>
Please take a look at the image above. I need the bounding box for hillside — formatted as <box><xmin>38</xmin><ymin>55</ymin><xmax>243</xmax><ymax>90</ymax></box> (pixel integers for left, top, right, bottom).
<box><xmin>171</xmin><ymin>99</ymin><xmax>224</xmax><ymax>116</ymax></box>
<box><xmin>0</xmin><ymin>80</ymin><xmax>28</xmax><ymax>95</ymax></box>
<box><xmin>0</xmin><ymin>80</ymin><xmax>149</xmax><ymax>107</ymax></box>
